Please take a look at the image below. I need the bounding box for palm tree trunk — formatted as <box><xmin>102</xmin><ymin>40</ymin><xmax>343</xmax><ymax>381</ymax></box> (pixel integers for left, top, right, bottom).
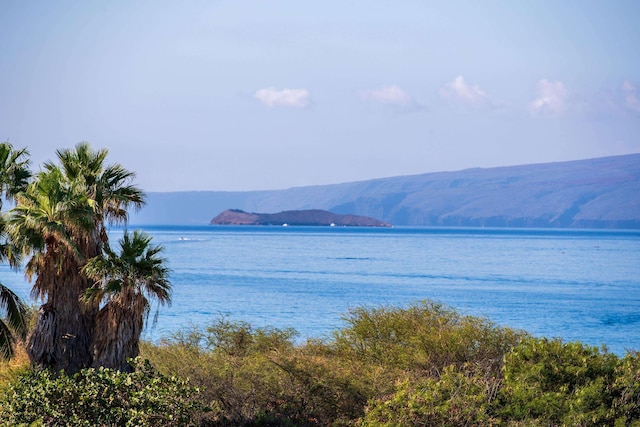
<box><xmin>27</xmin><ymin>258</ymin><xmax>97</xmax><ymax>374</ymax></box>
<box><xmin>92</xmin><ymin>290</ymin><xmax>146</xmax><ymax>372</ymax></box>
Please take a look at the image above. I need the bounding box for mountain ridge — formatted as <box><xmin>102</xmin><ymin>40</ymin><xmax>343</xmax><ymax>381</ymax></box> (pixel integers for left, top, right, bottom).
<box><xmin>130</xmin><ymin>154</ymin><xmax>640</xmax><ymax>228</ymax></box>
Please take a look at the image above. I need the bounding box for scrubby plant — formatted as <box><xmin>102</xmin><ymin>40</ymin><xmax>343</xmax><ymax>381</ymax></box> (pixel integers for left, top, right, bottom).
<box><xmin>141</xmin><ymin>319</ymin><xmax>300</xmax><ymax>425</ymax></box>
<box><xmin>333</xmin><ymin>300</ymin><xmax>526</xmax><ymax>376</ymax></box>
<box><xmin>130</xmin><ymin>303</ymin><xmax>640</xmax><ymax>426</ymax></box>
<box><xmin>500</xmin><ymin>337</ymin><xmax>620</xmax><ymax>426</ymax></box>
<box><xmin>360</xmin><ymin>364</ymin><xmax>502</xmax><ymax>427</ymax></box>
<box><xmin>610</xmin><ymin>351</ymin><xmax>640</xmax><ymax>426</ymax></box>
<box><xmin>142</xmin><ymin>317</ymin><xmax>377</xmax><ymax>426</ymax></box>
<box><xmin>140</xmin><ymin>301</ymin><xmax>528</xmax><ymax>426</ymax></box>
<box><xmin>0</xmin><ymin>357</ymin><xmax>201</xmax><ymax>426</ymax></box>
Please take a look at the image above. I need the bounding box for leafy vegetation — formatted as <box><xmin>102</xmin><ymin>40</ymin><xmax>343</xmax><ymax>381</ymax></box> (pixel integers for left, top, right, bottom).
<box><xmin>139</xmin><ymin>303</ymin><xmax>638</xmax><ymax>426</ymax></box>
<box><xmin>0</xmin><ymin>357</ymin><xmax>201</xmax><ymax>426</ymax></box>
<box><xmin>359</xmin><ymin>365</ymin><xmax>501</xmax><ymax>426</ymax></box>
<box><xmin>0</xmin><ymin>300</ymin><xmax>638</xmax><ymax>426</ymax></box>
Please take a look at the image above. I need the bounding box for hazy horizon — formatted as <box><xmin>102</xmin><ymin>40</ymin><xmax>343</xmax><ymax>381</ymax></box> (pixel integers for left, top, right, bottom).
<box><xmin>2</xmin><ymin>1</ymin><xmax>639</xmax><ymax>192</ymax></box>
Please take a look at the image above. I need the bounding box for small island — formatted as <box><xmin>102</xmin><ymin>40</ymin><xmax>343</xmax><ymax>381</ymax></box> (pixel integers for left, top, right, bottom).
<box><xmin>210</xmin><ymin>209</ymin><xmax>392</xmax><ymax>227</ymax></box>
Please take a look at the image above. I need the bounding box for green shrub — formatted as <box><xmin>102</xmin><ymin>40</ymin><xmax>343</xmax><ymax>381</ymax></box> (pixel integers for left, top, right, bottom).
<box><xmin>333</xmin><ymin>300</ymin><xmax>525</xmax><ymax>376</ymax></box>
<box><xmin>142</xmin><ymin>319</ymin><xmax>300</xmax><ymax>425</ymax></box>
<box><xmin>360</xmin><ymin>364</ymin><xmax>502</xmax><ymax>427</ymax></box>
<box><xmin>612</xmin><ymin>351</ymin><xmax>640</xmax><ymax>426</ymax></box>
<box><xmin>135</xmin><ymin>304</ymin><xmax>639</xmax><ymax>427</ymax></box>
<box><xmin>500</xmin><ymin>337</ymin><xmax>619</xmax><ymax>426</ymax></box>
<box><xmin>0</xmin><ymin>357</ymin><xmax>201</xmax><ymax>426</ymax></box>
<box><xmin>141</xmin><ymin>302</ymin><xmax>527</xmax><ymax>426</ymax></box>
<box><xmin>143</xmin><ymin>318</ymin><xmax>372</xmax><ymax>426</ymax></box>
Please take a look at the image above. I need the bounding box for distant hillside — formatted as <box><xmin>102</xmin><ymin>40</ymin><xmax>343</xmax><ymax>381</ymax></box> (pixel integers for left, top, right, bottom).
<box><xmin>129</xmin><ymin>154</ymin><xmax>640</xmax><ymax>229</ymax></box>
<box><xmin>210</xmin><ymin>209</ymin><xmax>391</xmax><ymax>227</ymax></box>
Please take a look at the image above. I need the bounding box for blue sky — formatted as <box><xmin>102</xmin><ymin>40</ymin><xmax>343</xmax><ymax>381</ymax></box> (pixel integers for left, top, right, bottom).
<box><xmin>1</xmin><ymin>1</ymin><xmax>639</xmax><ymax>191</ymax></box>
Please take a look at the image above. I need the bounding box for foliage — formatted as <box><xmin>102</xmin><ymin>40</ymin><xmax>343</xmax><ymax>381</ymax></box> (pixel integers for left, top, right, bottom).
<box><xmin>141</xmin><ymin>302</ymin><xmax>527</xmax><ymax>426</ymax></box>
<box><xmin>333</xmin><ymin>300</ymin><xmax>526</xmax><ymax>376</ymax></box>
<box><xmin>83</xmin><ymin>230</ymin><xmax>171</xmax><ymax>308</ymax></box>
<box><xmin>0</xmin><ymin>142</ymin><xmax>31</xmax><ymax>208</ymax></box>
<box><xmin>0</xmin><ymin>282</ymin><xmax>28</xmax><ymax>360</ymax></box>
<box><xmin>142</xmin><ymin>316</ymin><xmax>377</xmax><ymax>426</ymax></box>
<box><xmin>0</xmin><ymin>344</ymin><xmax>31</xmax><ymax>393</ymax></box>
<box><xmin>0</xmin><ymin>357</ymin><xmax>201</xmax><ymax>426</ymax></box>
<box><xmin>150</xmin><ymin>306</ymin><xmax>639</xmax><ymax>426</ymax></box>
<box><xmin>359</xmin><ymin>364</ymin><xmax>502</xmax><ymax>427</ymax></box>
<box><xmin>0</xmin><ymin>142</ymin><xmax>30</xmax><ymax>361</ymax></box>
<box><xmin>611</xmin><ymin>351</ymin><xmax>640</xmax><ymax>425</ymax></box>
<box><xmin>2</xmin><ymin>301</ymin><xmax>639</xmax><ymax>426</ymax></box>
<box><xmin>500</xmin><ymin>337</ymin><xmax>629</xmax><ymax>426</ymax></box>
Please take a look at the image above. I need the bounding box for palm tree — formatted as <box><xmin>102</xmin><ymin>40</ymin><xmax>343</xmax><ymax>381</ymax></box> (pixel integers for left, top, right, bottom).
<box><xmin>83</xmin><ymin>230</ymin><xmax>171</xmax><ymax>371</ymax></box>
<box><xmin>9</xmin><ymin>143</ymin><xmax>145</xmax><ymax>373</ymax></box>
<box><xmin>0</xmin><ymin>142</ymin><xmax>30</xmax><ymax>360</ymax></box>
<box><xmin>10</xmin><ymin>167</ymin><xmax>96</xmax><ymax>371</ymax></box>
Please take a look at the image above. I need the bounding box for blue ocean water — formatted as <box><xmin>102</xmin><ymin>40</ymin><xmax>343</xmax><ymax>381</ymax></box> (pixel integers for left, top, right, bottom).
<box><xmin>3</xmin><ymin>226</ymin><xmax>639</xmax><ymax>355</ymax></box>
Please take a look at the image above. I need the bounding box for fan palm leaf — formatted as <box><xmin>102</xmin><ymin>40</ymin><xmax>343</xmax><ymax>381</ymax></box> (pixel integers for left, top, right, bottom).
<box><xmin>0</xmin><ymin>284</ymin><xmax>28</xmax><ymax>359</ymax></box>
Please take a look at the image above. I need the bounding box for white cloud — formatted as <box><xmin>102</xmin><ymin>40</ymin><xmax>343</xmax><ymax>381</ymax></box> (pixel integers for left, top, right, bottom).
<box><xmin>358</xmin><ymin>85</ymin><xmax>414</xmax><ymax>106</ymax></box>
<box><xmin>529</xmin><ymin>79</ymin><xmax>568</xmax><ymax>117</ymax></box>
<box><xmin>439</xmin><ymin>76</ymin><xmax>489</xmax><ymax>108</ymax></box>
<box><xmin>622</xmin><ymin>80</ymin><xmax>640</xmax><ymax>113</ymax></box>
<box><xmin>254</xmin><ymin>87</ymin><xmax>311</xmax><ymax>108</ymax></box>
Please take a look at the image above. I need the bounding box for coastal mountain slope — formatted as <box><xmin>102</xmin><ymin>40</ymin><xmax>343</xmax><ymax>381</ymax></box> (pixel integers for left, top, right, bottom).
<box><xmin>130</xmin><ymin>154</ymin><xmax>640</xmax><ymax>228</ymax></box>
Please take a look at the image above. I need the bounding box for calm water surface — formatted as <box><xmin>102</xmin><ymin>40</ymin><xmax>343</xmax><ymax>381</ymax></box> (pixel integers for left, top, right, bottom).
<box><xmin>3</xmin><ymin>226</ymin><xmax>639</xmax><ymax>355</ymax></box>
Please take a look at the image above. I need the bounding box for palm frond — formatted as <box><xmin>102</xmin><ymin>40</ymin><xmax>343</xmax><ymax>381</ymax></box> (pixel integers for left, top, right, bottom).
<box><xmin>0</xmin><ymin>142</ymin><xmax>31</xmax><ymax>208</ymax></box>
<box><xmin>0</xmin><ymin>284</ymin><xmax>28</xmax><ymax>340</ymax></box>
<box><xmin>0</xmin><ymin>320</ymin><xmax>15</xmax><ymax>360</ymax></box>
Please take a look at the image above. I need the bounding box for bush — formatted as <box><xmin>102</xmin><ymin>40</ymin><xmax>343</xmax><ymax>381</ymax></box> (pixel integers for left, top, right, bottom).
<box><xmin>500</xmin><ymin>337</ymin><xmax>620</xmax><ymax>426</ymax></box>
<box><xmin>0</xmin><ymin>357</ymin><xmax>201</xmax><ymax>426</ymax></box>
<box><xmin>136</xmin><ymin>304</ymin><xmax>639</xmax><ymax>426</ymax></box>
<box><xmin>140</xmin><ymin>302</ymin><xmax>526</xmax><ymax>426</ymax></box>
<box><xmin>611</xmin><ymin>351</ymin><xmax>640</xmax><ymax>426</ymax></box>
<box><xmin>360</xmin><ymin>364</ymin><xmax>502</xmax><ymax>427</ymax></box>
<box><xmin>142</xmin><ymin>318</ymin><xmax>372</xmax><ymax>426</ymax></box>
<box><xmin>333</xmin><ymin>300</ymin><xmax>525</xmax><ymax>376</ymax></box>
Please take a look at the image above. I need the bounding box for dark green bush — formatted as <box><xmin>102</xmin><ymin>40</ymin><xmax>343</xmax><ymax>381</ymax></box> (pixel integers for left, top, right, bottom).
<box><xmin>611</xmin><ymin>351</ymin><xmax>640</xmax><ymax>426</ymax></box>
<box><xmin>500</xmin><ymin>337</ymin><xmax>621</xmax><ymax>426</ymax></box>
<box><xmin>360</xmin><ymin>364</ymin><xmax>502</xmax><ymax>427</ymax></box>
<box><xmin>0</xmin><ymin>357</ymin><xmax>201</xmax><ymax>426</ymax></box>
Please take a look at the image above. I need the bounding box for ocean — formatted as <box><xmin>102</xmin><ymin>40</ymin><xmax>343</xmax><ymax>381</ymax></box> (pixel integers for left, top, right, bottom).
<box><xmin>3</xmin><ymin>226</ymin><xmax>639</xmax><ymax>355</ymax></box>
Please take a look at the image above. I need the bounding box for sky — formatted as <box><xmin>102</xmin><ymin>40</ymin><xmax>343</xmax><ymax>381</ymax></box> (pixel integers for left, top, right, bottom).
<box><xmin>1</xmin><ymin>1</ymin><xmax>639</xmax><ymax>192</ymax></box>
